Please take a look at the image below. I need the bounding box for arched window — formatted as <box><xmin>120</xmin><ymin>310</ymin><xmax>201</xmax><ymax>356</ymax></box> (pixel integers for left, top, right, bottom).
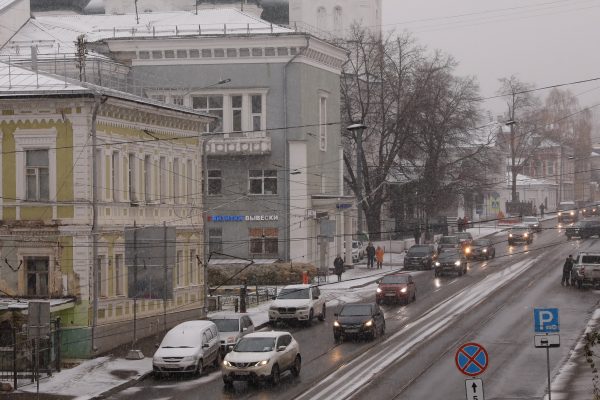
<box><xmin>333</xmin><ymin>6</ymin><xmax>343</xmax><ymax>36</ymax></box>
<box><xmin>316</xmin><ymin>7</ymin><xmax>327</xmax><ymax>31</ymax></box>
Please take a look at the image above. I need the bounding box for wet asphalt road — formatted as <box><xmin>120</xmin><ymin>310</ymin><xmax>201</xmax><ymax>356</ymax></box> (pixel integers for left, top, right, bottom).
<box><xmin>109</xmin><ymin>220</ymin><xmax>599</xmax><ymax>400</ymax></box>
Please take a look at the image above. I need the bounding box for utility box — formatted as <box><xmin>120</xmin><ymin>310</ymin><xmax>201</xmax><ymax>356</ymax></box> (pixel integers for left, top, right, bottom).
<box><xmin>28</xmin><ymin>301</ymin><xmax>50</xmax><ymax>339</ymax></box>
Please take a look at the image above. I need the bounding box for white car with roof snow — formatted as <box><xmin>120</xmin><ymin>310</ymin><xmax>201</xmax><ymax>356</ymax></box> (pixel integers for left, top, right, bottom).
<box><xmin>268</xmin><ymin>284</ymin><xmax>326</xmax><ymax>325</ymax></box>
<box><xmin>221</xmin><ymin>331</ymin><xmax>301</xmax><ymax>386</ymax></box>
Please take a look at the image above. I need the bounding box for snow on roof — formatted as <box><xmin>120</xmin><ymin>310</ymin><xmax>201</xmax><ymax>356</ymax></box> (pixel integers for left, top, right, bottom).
<box><xmin>0</xmin><ymin>0</ymin><xmax>18</xmax><ymax>12</ymax></box>
<box><xmin>36</xmin><ymin>8</ymin><xmax>291</xmax><ymax>42</ymax></box>
<box><xmin>0</xmin><ymin>61</ymin><xmax>88</xmax><ymax>93</ymax></box>
<box><xmin>508</xmin><ymin>173</ymin><xmax>558</xmax><ymax>187</ymax></box>
<box><xmin>0</xmin><ymin>297</ymin><xmax>75</xmax><ymax>311</ymax></box>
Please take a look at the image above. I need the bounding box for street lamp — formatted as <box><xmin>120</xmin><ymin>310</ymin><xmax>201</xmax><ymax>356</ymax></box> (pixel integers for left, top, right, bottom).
<box><xmin>347</xmin><ymin>123</ymin><xmax>367</xmax><ymax>236</ymax></box>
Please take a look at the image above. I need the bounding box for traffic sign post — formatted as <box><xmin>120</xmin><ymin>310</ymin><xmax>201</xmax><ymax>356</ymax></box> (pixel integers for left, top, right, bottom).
<box><xmin>455</xmin><ymin>342</ymin><xmax>489</xmax><ymax>377</ymax></box>
<box><xmin>465</xmin><ymin>378</ymin><xmax>485</xmax><ymax>400</ymax></box>
<box><xmin>533</xmin><ymin>308</ymin><xmax>560</xmax><ymax>400</ymax></box>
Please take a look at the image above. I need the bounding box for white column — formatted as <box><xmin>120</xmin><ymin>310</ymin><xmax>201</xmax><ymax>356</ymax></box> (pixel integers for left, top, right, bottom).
<box><xmin>344</xmin><ymin>211</ymin><xmax>353</xmax><ymax>266</ymax></box>
<box><xmin>289</xmin><ymin>141</ymin><xmax>309</xmax><ymax>263</ymax></box>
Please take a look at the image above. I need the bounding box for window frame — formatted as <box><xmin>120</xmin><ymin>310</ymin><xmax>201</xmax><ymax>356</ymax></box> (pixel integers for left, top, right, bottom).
<box><xmin>248</xmin><ymin>169</ymin><xmax>277</xmax><ymax>195</ymax></box>
<box><xmin>14</xmin><ymin>128</ymin><xmax>57</xmax><ymax>204</ymax></box>
<box><xmin>24</xmin><ymin>256</ymin><xmax>50</xmax><ymax>297</ymax></box>
<box><xmin>208</xmin><ymin>169</ymin><xmax>222</xmax><ymax>196</ymax></box>
<box><xmin>25</xmin><ymin>149</ymin><xmax>50</xmax><ymax>201</ymax></box>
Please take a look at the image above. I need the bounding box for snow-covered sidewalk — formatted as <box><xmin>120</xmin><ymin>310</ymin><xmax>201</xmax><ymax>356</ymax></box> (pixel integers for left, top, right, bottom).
<box><xmin>15</xmin><ymin>225</ymin><xmax>508</xmax><ymax>399</ymax></box>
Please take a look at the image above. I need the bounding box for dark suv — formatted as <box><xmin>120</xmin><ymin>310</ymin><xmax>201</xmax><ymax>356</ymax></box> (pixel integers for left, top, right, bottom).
<box><xmin>565</xmin><ymin>219</ymin><xmax>600</xmax><ymax>240</ymax></box>
<box><xmin>403</xmin><ymin>244</ymin><xmax>436</xmax><ymax>270</ymax></box>
<box><xmin>437</xmin><ymin>236</ymin><xmax>461</xmax><ymax>253</ymax></box>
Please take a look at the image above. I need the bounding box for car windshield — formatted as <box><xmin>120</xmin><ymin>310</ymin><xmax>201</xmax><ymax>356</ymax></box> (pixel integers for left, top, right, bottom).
<box><xmin>407</xmin><ymin>247</ymin><xmax>430</xmax><ymax>256</ymax></box>
<box><xmin>439</xmin><ymin>251</ymin><xmax>459</xmax><ymax>260</ymax></box>
<box><xmin>352</xmin><ymin>242</ymin><xmax>359</xmax><ymax>249</ymax></box>
<box><xmin>581</xmin><ymin>255</ymin><xmax>600</xmax><ymax>264</ymax></box>
<box><xmin>234</xmin><ymin>337</ymin><xmax>275</xmax><ymax>352</ymax></box>
<box><xmin>381</xmin><ymin>275</ymin><xmax>409</xmax><ymax>284</ymax></box>
<box><xmin>439</xmin><ymin>236</ymin><xmax>459</xmax><ymax>244</ymax></box>
<box><xmin>559</xmin><ymin>203</ymin><xmax>576</xmax><ymax>211</ymax></box>
<box><xmin>160</xmin><ymin>329</ymin><xmax>201</xmax><ymax>348</ymax></box>
<box><xmin>512</xmin><ymin>228</ymin><xmax>529</xmax><ymax>233</ymax></box>
<box><xmin>456</xmin><ymin>233</ymin><xmax>472</xmax><ymax>240</ymax></box>
<box><xmin>523</xmin><ymin>217</ymin><xmax>538</xmax><ymax>222</ymax></box>
<box><xmin>277</xmin><ymin>288</ymin><xmax>310</xmax><ymax>299</ymax></box>
<box><xmin>212</xmin><ymin>319</ymin><xmax>239</xmax><ymax>333</ymax></box>
<box><xmin>339</xmin><ymin>305</ymin><xmax>372</xmax><ymax>316</ymax></box>
<box><xmin>472</xmin><ymin>239</ymin><xmax>489</xmax><ymax>246</ymax></box>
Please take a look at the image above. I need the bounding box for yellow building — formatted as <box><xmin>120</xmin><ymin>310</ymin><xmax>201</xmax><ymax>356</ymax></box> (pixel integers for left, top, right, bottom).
<box><xmin>0</xmin><ymin>63</ymin><xmax>214</xmax><ymax>357</ymax></box>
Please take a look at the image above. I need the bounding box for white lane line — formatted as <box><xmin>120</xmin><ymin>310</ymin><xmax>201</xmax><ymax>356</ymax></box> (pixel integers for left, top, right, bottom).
<box><xmin>294</xmin><ymin>258</ymin><xmax>538</xmax><ymax>400</ymax></box>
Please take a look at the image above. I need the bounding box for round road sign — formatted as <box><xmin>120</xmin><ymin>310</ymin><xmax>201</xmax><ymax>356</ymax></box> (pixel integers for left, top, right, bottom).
<box><xmin>455</xmin><ymin>342</ymin><xmax>489</xmax><ymax>377</ymax></box>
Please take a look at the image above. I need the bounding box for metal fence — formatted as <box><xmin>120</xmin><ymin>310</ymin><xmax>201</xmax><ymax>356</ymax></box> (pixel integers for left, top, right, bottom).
<box><xmin>0</xmin><ymin>318</ymin><xmax>61</xmax><ymax>391</ymax></box>
<box><xmin>209</xmin><ymin>286</ymin><xmax>277</xmax><ymax>312</ymax></box>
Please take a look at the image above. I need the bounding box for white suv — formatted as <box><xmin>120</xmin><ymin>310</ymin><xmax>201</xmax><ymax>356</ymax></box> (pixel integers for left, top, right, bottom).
<box><xmin>268</xmin><ymin>284</ymin><xmax>326</xmax><ymax>325</ymax></box>
<box><xmin>222</xmin><ymin>331</ymin><xmax>301</xmax><ymax>386</ymax></box>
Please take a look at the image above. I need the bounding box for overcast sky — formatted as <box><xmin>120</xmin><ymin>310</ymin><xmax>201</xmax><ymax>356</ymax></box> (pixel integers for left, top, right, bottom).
<box><xmin>381</xmin><ymin>0</ymin><xmax>600</xmax><ymax>119</ymax></box>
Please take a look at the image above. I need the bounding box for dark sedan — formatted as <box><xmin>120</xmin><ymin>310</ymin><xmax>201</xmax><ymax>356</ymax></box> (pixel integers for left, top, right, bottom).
<box><xmin>434</xmin><ymin>249</ymin><xmax>467</xmax><ymax>277</ymax></box>
<box><xmin>333</xmin><ymin>303</ymin><xmax>385</xmax><ymax>343</ymax></box>
<box><xmin>468</xmin><ymin>238</ymin><xmax>496</xmax><ymax>260</ymax></box>
<box><xmin>403</xmin><ymin>244</ymin><xmax>436</xmax><ymax>270</ymax></box>
<box><xmin>508</xmin><ymin>225</ymin><xmax>533</xmax><ymax>245</ymax></box>
<box><xmin>566</xmin><ymin>219</ymin><xmax>600</xmax><ymax>239</ymax></box>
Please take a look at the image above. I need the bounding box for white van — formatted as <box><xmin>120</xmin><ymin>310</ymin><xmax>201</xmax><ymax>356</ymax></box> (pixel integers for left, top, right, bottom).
<box><xmin>152</xmin><ymin>320</ymin><xmax>221</xmax><ymax>376</ymax></box>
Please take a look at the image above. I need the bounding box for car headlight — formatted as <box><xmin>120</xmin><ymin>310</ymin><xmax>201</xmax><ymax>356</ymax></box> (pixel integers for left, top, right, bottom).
<box><xmin>558</xmin><ymin>212</ymin><xmax>562</xmax><ymax>216</ymax></box>
<box><xmin>400</xmin><ymin>287</ymin><xmax>407</xmax><ymax>293</ymax></box>
<box><xmin>269</xmin><ymin>306</ymin><xmax>278</xmax><ymax>311</ymax></box>
<box><xmin>482</xmin><ymin>248</ymin><xmax>487</xmax><ymax>253</ymax></box>
<box><xmin>509</xmin><ymin>233</ymin><xmax>513</xmax><ymax>238</ymax></box>
<box><xmin>255</xmin><ymin>360</ymin><xmax>269</xmax><ymax>367</ymax></box>
<box><xmin>454</xmin><ymin>260</ymin><xmax>461</xmax><ymax>266</ymax></box>
<box><xmin>153</xmin><ymin>357</ymin><xmax>162</xmax><ymax>363</ymax></box>
<box><xmin>333</xmin><ymin>320</ymin><xmax>340</xmax><ymax>327</ymax></box>
<box><xmin>376</xmin><ymin>287</ymin><xmax>382</xmax><ymax>293</ymax></box>
<box><xmin>223</xmin><ymin>360</ymin><xmax>232</xmax><ymax>367</ymax></box>
<box><xmin>465</xmin><ymin>247</ymin><xmax>471</xmax><ymax>254</ymax></box>
<box><xmin>524</xmin><ymin>233</ymin><xmax>528</xmax><ymax>237</ymax></box>
<box><xmin>297</xmin><ymin>306</ymin><xmax>309</xmax><ymax>311</ymax></box>
<box><xmin>182</xmin><ymin>356</ymin><xmax>196</xmax><ymax>362</ymax></box>
<box><xmin>364</xmin><ymin>320</ymin><xmax>373</xmax><ymax>327</ymax></box>
<box><xmin>435</xmin><ymin>261</ymin><xmax>440</xmax><ymax>266</ymax></box>
<box><xmin>570</xmin><ymin>211</ymin><xmax>575</xmax><ymax>216</ymax></box>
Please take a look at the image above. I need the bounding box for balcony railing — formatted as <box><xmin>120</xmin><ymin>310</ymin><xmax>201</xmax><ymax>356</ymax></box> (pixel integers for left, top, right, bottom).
<box><xmin>205</xmin><ymin>131</ymin><xmax>271</xmax><ymax>156</ymax></box>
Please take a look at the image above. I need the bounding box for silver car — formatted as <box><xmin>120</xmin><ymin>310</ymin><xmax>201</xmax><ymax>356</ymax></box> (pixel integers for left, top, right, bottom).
<box><xmin>210</xmin><ymin>314</ymin><xmax>255</xmax><ymax>353</ymax></box>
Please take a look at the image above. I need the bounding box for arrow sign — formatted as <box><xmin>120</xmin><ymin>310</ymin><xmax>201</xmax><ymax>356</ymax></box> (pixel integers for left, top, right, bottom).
<box><xmin>465</xmin><ymin>378</ymin><xmax>485</xmax><ymax>400</ymax></box>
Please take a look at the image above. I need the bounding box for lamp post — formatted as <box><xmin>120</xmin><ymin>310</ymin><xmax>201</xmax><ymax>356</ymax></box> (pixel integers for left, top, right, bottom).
<box><xmin>347</xmin><ymin>123</ymin><xmax>367</xmax><ymax>236</ymax></box>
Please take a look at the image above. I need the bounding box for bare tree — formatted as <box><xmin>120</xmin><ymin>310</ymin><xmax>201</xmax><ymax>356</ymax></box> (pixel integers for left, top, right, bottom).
<box><xmin>497</xmin><ymin>76</ymin><xmax>542</xmax><ymax>203</ymax></box>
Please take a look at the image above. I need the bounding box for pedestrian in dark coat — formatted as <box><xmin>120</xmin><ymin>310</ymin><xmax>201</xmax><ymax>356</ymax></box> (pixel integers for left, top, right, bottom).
<box><xmin>366</xmin><ymin>242</ymin><xmax>376</xmax><ymax>269</ymax></box>
<box><xmin>562</xmin><ymin>255</ymin><xmax>574</xmax><ymax>286</ymax></box>
<box><xmin>334</xmin><ymin>255</ymin><xmax>344</xmax><ymax>282</ymax></box>
<box><xmin>413</xmin><ymin>224</ymin><xmax>421</xmax><ymax>244</ymax></box>
<box><xmin>457</xmin><ymin>217</ymin><xmax>464</xmax><ymax>232</ymax></box>
<box><xmin>539</xmin><ymin>203</ymin><xmax>545</xmax><ymax>218</ymax></box>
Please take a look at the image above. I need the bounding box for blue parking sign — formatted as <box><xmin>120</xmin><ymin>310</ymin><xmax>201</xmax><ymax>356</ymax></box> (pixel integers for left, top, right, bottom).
<box><xmin>534</xmin><ymin>308</ymin><xmax>559</xmax><ymax>333</ymax></box>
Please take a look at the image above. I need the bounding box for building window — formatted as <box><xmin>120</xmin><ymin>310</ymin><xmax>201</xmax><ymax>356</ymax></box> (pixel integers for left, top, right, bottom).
<box><xmin>25</xmin><ymin>257</ymin><xmax>49</xmax><ymax>297</ymax></box>
<box><xmin>151</xmin><ymin>94</ymin><xmax>166</xmax><ymax>102</ymax></box>
<box><xmin>189</xmin><ymin>249</ymin><xmax>196</xmax><ymax>284</ymax></box>
<box><xmin>173</xmin><ymin>158</ymin><xmax>180</xmax><ymax>203</ymax></box>
<box><xmin>112</xmin><ymin>152</ymin><xmax>120</xmax><ymax>202</ymax></box>
<box><xmin>171</xmin><ymin>95</ymin><xmax>184</xmax><ymax>106</ymax></box>
<box><xmin>189</xmin><ymin>49</ymin><xmax>200</xmax><ymax>58</ymax></box>
<box><xmin>144</xmin><ymin>155</ymin><xmax>152</xmax><ymax>203</ymax></box>
<box><xmin>176</xmin><ymin>50</ymin><xmax>188</xmax><ymax>58</ymax></box>
<box><xmin>252</xmin><ymin>48</ymin><xmax>263</xmax><ymax>56</ymax></box>
<box><xmin>115</xmin><ymin>254</ymin><xmax>124</xmax><ymax>296</ymax></box>
<box><xmin>192</xmin><ymin>95</ymin><xmax>223</xmax><ymax>132</ymax></box>
<box><xmin>208</xmin><ymin>170</ymin><xmax>222</xmax><ymax>195</ymax></box>
<box><xmin>316</xmin><ymin>6</ymin><xmax>327</xmax><ymax>31</ymax></box>
<box><xmin>164</xmin><ymin>50</ymin><xmax>175</xmax><ymax>58</ymax></box>
<box><xmin>128</xmin><ymin>154</ymin><xmax>137</xmax><ymax>202</ymax></box>
<box><xmin>187</xmin><ymin>160</ymin><xmax>193</xmax><ymax>204</ymax></box>
<box><xmin>249</xmin><ymin>228</ymin><xmax>278</xmax><ymax>255</ymax></box>
<box><xmin>547</xmin><ymin>161</ymin><xmax>555</xmax><ymax>176</ymax></box>
<box><xmin>159</xmin><ymin>156</ymin><xmax>167</xmax><ymax>203</ymax></box>
<box><xmin>249</xmin><ymin>170</ymin><xmax>277</xmax><ymax>195</ymax></box>
<box><xmin>333</xmin><ymin>6</ymin><xmax>343</xmax><ymax>35</ymax></box>
<box><xmin>214</xmin><ymin>49</ymin><xmax>225</xmax><ymax>57</ymax></box>
<box><xmin>98</xmin><ymin>255</ymin><xmax>107</xmax><ymax>298</ymax></box>
<box><xmin>231</xmin><ymin>95</ymin><xmax>242</xmax><ymax>132</ymax></box>
<box><xmin>176</xmin><ymin>250</ymin><xmax>183</xmax><ymax>287</ymax></box>
<box><xmin>319</xmin><ymin>96</ymin><xmax>327</xmax><ymax>151</ymax></box>
<box><xmin>209</xmin><ymin>228</ymin><xmax>223</xmax><ymax>253</ymax></box>
<box><xmin>26</xmin><ymin>149</ymin><xmax>49</xmax><ymax>201</ymax></box>
<box><xmin>152</xmin><ymin>51</ymin><xmax>163</xmax><ymax>59</ymax></box>
<box><xmin>251</xmin><ymin>94</ymin><xmax>263</xmax><ymax>131</ymax></box>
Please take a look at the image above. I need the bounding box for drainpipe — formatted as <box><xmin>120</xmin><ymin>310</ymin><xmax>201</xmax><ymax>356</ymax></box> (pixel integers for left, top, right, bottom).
<box><xmin>283</xmin><ymin>36</ymin><xmax>309</xmax><ymax>261</ymax></box>
<box><xmin>90</xmin><ymin>94</ymin><xmax>101</xmax><ymax>354</ymax></box>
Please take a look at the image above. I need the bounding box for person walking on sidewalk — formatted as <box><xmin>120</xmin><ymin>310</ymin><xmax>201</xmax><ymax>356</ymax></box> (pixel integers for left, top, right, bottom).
<box><xmin>561</xmin><ymin>255</ymin><xmax>574</xmax><ymax>286</ymax></box>
<box><xmin>334</xmin><ymin>254</ymin><xmax>344</xmax><ymax>282</ymax></box>
<box><xmin>366</xmin><ymin>242</ymin><xmax>376</xmax><ymax>269</ymax></box>
<box><xmin>413</xmin><ymin>224</ymin><xmax>421</xmax><ymax>244</ymax></box>
<box><xmin>375</xmin><ymin>246</ymin><xmax>384</xmax><ymax>269</ymax></box>
<box><xmin>539</xmin><ymin>203</ymin><xmax>545</xmax><ymax>218</ymax></box>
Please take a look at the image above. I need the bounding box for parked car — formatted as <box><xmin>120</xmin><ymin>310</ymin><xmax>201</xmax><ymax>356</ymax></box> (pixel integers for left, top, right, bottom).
<box><xmin>152</xmin><ymin>320</ymin><xmax>221</xmax><ymax>376</ymax></box>
<box><xmin>333</xmin><ymin>303</ymin><xmax>385</xmax><ymax>342</ymax></box>
<box><xmin>572</xmin><ymin>252</ymin><xmax>600</xmax><ymax>289</ymax></box>
<box><xmin>437</xmin><ymin>235</ymin><xmax>461</xmax><ymax>253</ymax></box>
<box><xmin>344</xmin><ymin>242</ymin><xmax>360</xmax><ymax>263</ymax></box>
<box><xmin>222</xmin><ymin>331</ymin><xmax>301</xmax><ymax>386</ymax></box>
<box><xmin>375</xmin><ymin>273</ymin><xmax>416</xmax><ymax>305</ymax></box>
<box><xmin>508</xmin><ymin>224</ymin><xmax>533</xmax><ymax>245</ymax></box>
<box><xmin>434</xmin><ymin>249</ymin><xmax>467</xmax><ymax>277</ymax></box>
<box><xmin>210</xmin><ymin>314</ymin><xmax>255</xmax><ymax>353</ymax></box>
<box><xmin>268</xmin><ymin>284</ymin><xmax>326</xmax><ymax>325</ymax></box>
<box><xmin>557</xmin><ymin>201</ymin><xmax>578</xmax><ymax>223</ymax></box>
<box><xmin>403</xmin><ymin>244</ymin><xmax>437</xmax><ymax>270</ymax></box>
<box><xmin>468</xmin><ymin>238</ymin><xmax>496</xmax><ymax>260</ymax></box>
<box><xmin>522</xmin><ymin>216</ymin><xmax>542</xmax><ymax>232</ymax></box>
<box><xmin>353</xmin><ymin>240</ymin><xmax>365</xmax><ymax>259</ymax></box>
<box><xmin>565</xmin><ymin>219</ymin><xmax>600</xmax><ymax>240</ymax></box>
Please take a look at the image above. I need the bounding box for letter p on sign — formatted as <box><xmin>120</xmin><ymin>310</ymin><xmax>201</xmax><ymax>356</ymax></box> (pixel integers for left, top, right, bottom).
<box><xmin>534</xmin><ymin>308</ymin><xmax>559</xmax><ymax>333</ymax></box>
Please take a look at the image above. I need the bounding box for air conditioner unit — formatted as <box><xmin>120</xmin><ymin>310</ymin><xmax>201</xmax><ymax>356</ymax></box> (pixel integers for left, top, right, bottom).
<box><xmin>305</xmin><ymin>209</ymin><xmax>317</xmax><ymax>219</ymax></box>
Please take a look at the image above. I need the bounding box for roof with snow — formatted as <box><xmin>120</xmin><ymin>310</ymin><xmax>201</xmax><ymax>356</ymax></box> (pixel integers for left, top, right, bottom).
<box><xmin>0</xmin><ymin>0</ymin><xmax>19</xmax><ymax>12</ymax></box>
<box><xmin>507</xmin><ymin>173</ymin><xmax>558</xmax><ymax>187</ymax></box>
<box><xmin>1</xmin><ymin>8</ymin><xmax>292</xmax><ymax>59</ymax></box>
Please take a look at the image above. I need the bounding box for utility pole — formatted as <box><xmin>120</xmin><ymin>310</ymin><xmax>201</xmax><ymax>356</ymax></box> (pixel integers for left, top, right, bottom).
<box><xmin>132</xmin><ymin>220</ymin><xmax>138</xmax><ymax>348</ymax></box>
<box><xmin>163</xmin><ymin>221</ymin><xmax>167</xmax><ymax>335</ymax></box>
<box><xmin>91</xmin><ymin>95</ymin><xmax>101</xmax><ymax>354</ymax></box>
<box><xmin>134</xmin><ymin>0</ymin><xmax>139</xmax><ymax>24</ymax></box>
<box><xmin>347</xmin><ymin>123</ymin><xmax>367</xmax><ymax>236</ymax></box>
<box><xmin>559</xmin><ymin>145</ymin><xmax>564</xmax><ymax>203</ymax></box>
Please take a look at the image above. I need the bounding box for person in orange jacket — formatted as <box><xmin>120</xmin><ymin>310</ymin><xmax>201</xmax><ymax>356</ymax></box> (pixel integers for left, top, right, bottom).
<box><xmin>375</xmin><ymin>246</ymin><xmax>384</xmax><ymax>269</ymax></box>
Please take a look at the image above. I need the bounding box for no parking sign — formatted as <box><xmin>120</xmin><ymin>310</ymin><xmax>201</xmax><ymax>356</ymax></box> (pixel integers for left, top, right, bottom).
<box><xmin>455</xmin><ymin>342</ymin><xmax>489</xmax><ymax>377</ymax></box>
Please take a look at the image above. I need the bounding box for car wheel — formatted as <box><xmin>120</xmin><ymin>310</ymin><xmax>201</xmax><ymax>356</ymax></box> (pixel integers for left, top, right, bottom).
<box><xmin>291</xmin><ymin>355</ymin><xmax>302</xmax><ymax>378</ymax></box>
<box><xmin>270</xmin><ymin>364</ymin><xmax>281</xmax><ymax>386</ymax></box>
<box><xmin>195</xmin><ymin>359</ymin><xmax>203</xmax><ymax>377</ymax></box>
<box><xmin>381</xmin><ymin>321</ymin><xmax>386</xmax><ymax>336</ymax></box>
<box><xmin>213</xmin><ymin>350</ymin><xmax>222</xmax><ymax>368</ymax></box>
<box><xmin>318</xmin><ymin>305</ymin><xmax>326</xmax><ymax>321</ymax></box>
<box><xmin>412</xmin><ymin>291</ymin><xmax>416</xmax><ymax>302</ymax></box>
<box><xmin>307</xmin><ymin>309</ymin><xmax>314</xmax><ymax>326</ymax></box>
<box><xmin>334</xmin><ymin>334</ymin><xmax>342</xmax><ymax>344</ymax></box>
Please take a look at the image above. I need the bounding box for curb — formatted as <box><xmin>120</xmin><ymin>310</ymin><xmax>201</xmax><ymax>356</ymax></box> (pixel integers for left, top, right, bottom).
<box><xmin>92</xmin><ymin>370</ymin><xmax>153</xmax><ymax>399</ymax></box>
